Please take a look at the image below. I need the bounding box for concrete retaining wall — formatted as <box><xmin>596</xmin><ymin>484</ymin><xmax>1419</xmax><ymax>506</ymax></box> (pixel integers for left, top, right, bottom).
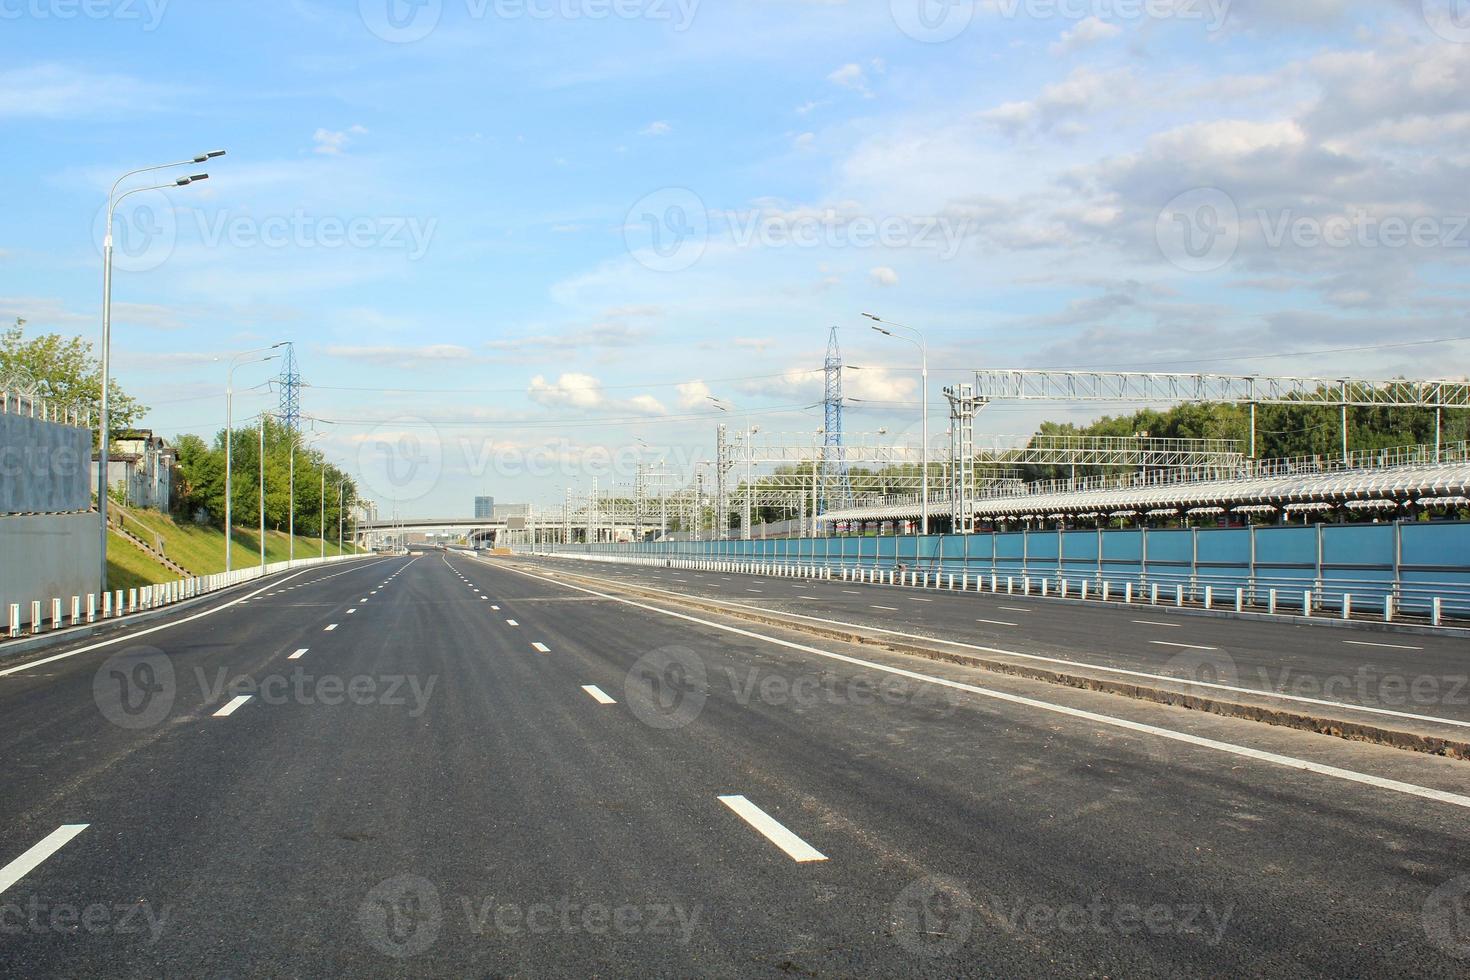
<box><xmin>0</xmin><ymin>513</ymin><xmax>100</xmax><ymax>627</ymax></box>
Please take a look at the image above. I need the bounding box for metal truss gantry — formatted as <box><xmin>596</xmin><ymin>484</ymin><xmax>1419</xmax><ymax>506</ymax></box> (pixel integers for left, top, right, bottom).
<box><xmin>971</xmin><ymin>371</ymin><xmax>1470</xmax><ymax>408</ymax></box>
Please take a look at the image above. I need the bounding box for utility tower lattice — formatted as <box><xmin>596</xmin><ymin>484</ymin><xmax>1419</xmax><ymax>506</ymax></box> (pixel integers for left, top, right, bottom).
<box><xmin>821</xmin><ymin>326</ymin><xmax>853</xmax><ymax>514</ymax></box>
<box><xmin>278</xmin><ymin>342</ymin><xmax>301</xmax><ymax>434</ymax></box>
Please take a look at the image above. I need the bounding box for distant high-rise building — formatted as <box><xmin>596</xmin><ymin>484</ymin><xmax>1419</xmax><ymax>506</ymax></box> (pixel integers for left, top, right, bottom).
<box><xmin>474</xmin><ymin>496</ymin><xmax>495</xmax><ymax>518</ymax></box>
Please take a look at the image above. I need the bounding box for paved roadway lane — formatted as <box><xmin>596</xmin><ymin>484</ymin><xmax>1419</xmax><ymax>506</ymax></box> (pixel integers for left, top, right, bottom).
<box><xmin>1</xmin><ymin>551</ymin><xmax>1469</xmax><ymax>976</ymax></box>
<box><xmin>521</xmin><ymin>556</ymin><xmax>1470</xmax><ymax>726</ymax></box>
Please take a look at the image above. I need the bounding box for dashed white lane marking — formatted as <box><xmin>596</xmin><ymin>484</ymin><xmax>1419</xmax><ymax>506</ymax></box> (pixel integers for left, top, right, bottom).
<box><xmin>324</xmin><ymin>624</ymin><xmax>338</xmax><ymax>632</ymax></box>
<box><xmin>842</xmin><ymin>590</ymin><xmax>862</xmax><ymax>595</ymax></box>
<box><xmin>746</xmin><ymin>589</ymin><xmax>763</xmax><ymax>593</ymax></box>
<box><xmin>717</xmin><ymin>796</ymin><xmax>828</xmax><ymax>863</ymax></box>
<box><xmin>582</xmin><ymin>684</ymin><xmax>616</xmax><ymax>705</ymax></box>
<box><xmin>500</xmin><ymin>564</ymin><xmax>1470</xmax><ymax>811</ymax></box>
<box><xmin>1133</xmin><ymin>620</ymin><xmax>1181</xmax><ymax>628</ymax></box>
<box><xmin>909</xmin><ymin>597</ymin><xmax>932</xmax><ymax>603</ymax></box>
<box><xmin>1148</xmin><ymin>640</ymin><xmax>1218</xmax><ymax>651</ymax></box>
<box><xmin>213</xmin><ymin>695</ymin><xmax>253</xmax><ymax>717</ymax></box>
<box><xmin>506</xmin><ymin>620</ymin><xmax>520</xmax><ymax>627</ymax></box>
<box><xmin>871</xmin><ymin>605</ymin><xmax>898</xmax><ymax>611</ymax></box>
<box><xmin>0</xmin><ymin>556</ymin><xmax>399</xmax><ymax>678</ymax></box>
<box><xmin>1345</xmin><ymin>639</ymin><xmax>1424</xmax><ymax>651</ymax></box>
<box><xmin>288</xmin><ymin>648</ymin><xmax>308</xmax><ymax>660</ymax></box>
<box><xmin>532</xmin><ymin>642</ymin><xmax>550</xmax><ymax>654</ymax></box>
<box><xmin>0</xmin><ymin>825</ymin><xmax>89</xmax><ymax>897</ymax></box>
<box><xmin>975</xmin><ymin>618</ymin><xmax>1020</xmax><ymax>627</ymax></box>
<box><xmin>347</xmin><ymin>609</ymin><xmax>357</xmax><ymax>615</ymax></box>
<box><xmin>998</xmin><ymin>606</ymin><xmax>1031</xmax><ymax>613</ymax></box>
<box><xmin>492</xmin><ymin>605</ymin><xmax>501</xmax><ymax>611</ymax></box>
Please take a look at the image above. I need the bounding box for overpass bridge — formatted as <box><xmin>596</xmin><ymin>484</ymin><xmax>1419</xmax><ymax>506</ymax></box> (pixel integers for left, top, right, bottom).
<box><xmin>355</xmin><ymin>513</ymin><xmax>647</xmax><ymax>548</ymax></box>
<box><xmin>356</xmin><ymin>516</ymin><xmax>515</xmax><ymax>548</ymax></box>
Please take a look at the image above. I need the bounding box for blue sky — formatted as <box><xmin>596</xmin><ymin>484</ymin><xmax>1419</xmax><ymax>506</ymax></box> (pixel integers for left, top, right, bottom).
<box><xmin>3</xmin><ymin>0</ymin><xmax>1468</xmax><ymax>514</ymax></box>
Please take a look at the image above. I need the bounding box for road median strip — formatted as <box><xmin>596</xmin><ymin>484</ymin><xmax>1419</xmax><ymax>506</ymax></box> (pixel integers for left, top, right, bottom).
<box><xmin>506</xmin><ymin>559</ymin><xmax>1470</xmax><ymax>763</ymax></box>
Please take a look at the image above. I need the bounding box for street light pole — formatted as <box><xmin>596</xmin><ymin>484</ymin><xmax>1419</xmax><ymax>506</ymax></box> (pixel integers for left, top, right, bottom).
<box><xmin>258</xmin><ymin>413</ymin><xmax>267</xmax><ymax>570</ymax></box>
<box><xmin>98</xmin><ymin>153</ymin><xmax>223</xmax><ymax>592</ymax></box>
<box><xmin>224</xmin><ymin>347</ymin><xmax>282</xmax><ymax>573</ymax></box>
<box><xmin>864</xmin><ymin>314</ymin><xmax>929</xmax><ymax>535</ymax></box>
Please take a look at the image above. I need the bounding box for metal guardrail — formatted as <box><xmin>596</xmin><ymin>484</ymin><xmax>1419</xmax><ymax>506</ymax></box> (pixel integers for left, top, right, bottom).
<box><xmin>521</xmin><ymin>544</ymin><xmax>1470</xmax><ymax>627</ymax></box>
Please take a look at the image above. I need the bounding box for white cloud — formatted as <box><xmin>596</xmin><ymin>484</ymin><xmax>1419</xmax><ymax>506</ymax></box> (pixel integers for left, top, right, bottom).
<box><xmin>1049</xmin><ymin>17</ymin><xmax>1123</xmax><ymax>56</ymax></box>
<box><xmin>676</xmin><ymin>380</ymin><xmax>712</xmax><ymax>410</ymax></box>
<box><xmin>827</xmin><ymin>62</ymin><xmax>871</xmax><ymax>96</ymax></box>
<box><xmin>869</xmin><ymin>266</ymin><xmax>899</xmax><ymax>287</ymax></box>
<box><xmin>528</xmin><ymin>372</ymin><xmax>668</xmax><ymax>416</ymax></box>
<box><xmin>529</xmin><ymin>372</ymin><xmax>605</xmax><ymax>410</ymax></box>
<box><xmin>313</xmin><ymin>125</ymin><xmax>368</xmax><ymax>155</ymax></box>
<box><xmin>640</xmin><ymin>121</ymin><xmax>672</xmax><ymax>137</ymax></box>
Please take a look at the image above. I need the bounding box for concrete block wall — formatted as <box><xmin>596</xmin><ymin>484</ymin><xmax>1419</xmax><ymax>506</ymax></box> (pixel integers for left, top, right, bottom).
<box><xmin>0</xmin><ymin>513</ymin><xmax>100</xmax><ymax>627</ymax></box>
<box><xmin>0</xmin><ymin>411</ymin><xmax>92</xmax><ymax>513</ymax></box>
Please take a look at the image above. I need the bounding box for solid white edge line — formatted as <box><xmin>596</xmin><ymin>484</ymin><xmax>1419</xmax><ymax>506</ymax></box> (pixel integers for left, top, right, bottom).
<box><xmin>582</xmin><ymin>684</ymin><xmax>616</xmax><ymax>704</ymax></box>
<box><xmin>0</xmin><ymin>555</ymin><xmax>403</xmax><ymax>678</ymax></box>
<box><xmin>0</xmin><ymin>824</ymin><xmax>89</xmax><ymax>896</ymax></box>
<box><xmin>1132</xmin><ymin>620</ymin><xmax>1182</xmax><ymax>628</ymax></box>
<box><xmin>717</xmin><ymin>795</ymin><xmax>828</xmax><ymax>862</ymax></box>
<box><xmin>1345</xmin><ymin>639</ymin><xmax>1423</xmax><ymax>651</ymax></box>
<box><xmin>529</xmin><ymin>569</ymin><xmax>1470</xmax><ymax>731</ymax></box>
<box><xmin>976</xmin><ymin>619</ymin><xmax>1020</xmax><ymax>627</ymax></box>
<box><xmin>213</xmin><ymin>694</ymin><xmax>253</xmax><ymax>717</ymax></box>
<box><xmin>1149</xmin><ymin>640</ymin><xmax>1219</xmax><ymax>651</ymax></box>
<box><xmin>492</xmin><ymin>561</ymin><xmax>1470</xmax><ymax>812</ymax></box>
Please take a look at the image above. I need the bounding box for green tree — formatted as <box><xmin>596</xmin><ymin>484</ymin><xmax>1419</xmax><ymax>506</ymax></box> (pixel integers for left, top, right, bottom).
<box><xmin>0</xmin><ymin>318</ymin><xmax>146</xmax><ymax>442</ymax></box>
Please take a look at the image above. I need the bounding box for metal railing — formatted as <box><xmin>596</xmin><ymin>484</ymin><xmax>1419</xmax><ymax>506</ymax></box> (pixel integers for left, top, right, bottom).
<box><xmin>0</xmin><ymin>390</ymin><xmax>91</xmax><ymax>429</ymax></box>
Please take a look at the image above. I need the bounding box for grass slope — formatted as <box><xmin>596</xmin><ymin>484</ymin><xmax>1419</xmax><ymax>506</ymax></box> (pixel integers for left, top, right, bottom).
<box><xmin>108</xmin><ymin>509</ymin><xmax>363</xmax><ymax>585</ymax></box>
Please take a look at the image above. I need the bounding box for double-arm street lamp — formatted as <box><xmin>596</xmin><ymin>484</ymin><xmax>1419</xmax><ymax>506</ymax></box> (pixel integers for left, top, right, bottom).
<box><xmin>98</xmin><ymin>150</ymin><xmax>224</xmax><ymax>591</ymax></box>
<box><xmin>863</xmin><ymin>313</ymin><xmax>930</xmax><ymax>535</ymax></box>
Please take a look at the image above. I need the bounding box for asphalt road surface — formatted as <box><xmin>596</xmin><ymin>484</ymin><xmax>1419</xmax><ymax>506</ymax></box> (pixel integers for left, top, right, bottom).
<box><xmin>3</xmin><ymin>551</ymin><xmax>1470</xmax><ymax>977</ymax></box>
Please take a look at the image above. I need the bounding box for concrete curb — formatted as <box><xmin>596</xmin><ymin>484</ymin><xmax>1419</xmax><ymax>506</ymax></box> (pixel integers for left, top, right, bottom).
<box><xmin>509</xmin><ymin>559</ymin><xmax>1470</xmax><ymax>763</ymax></box>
